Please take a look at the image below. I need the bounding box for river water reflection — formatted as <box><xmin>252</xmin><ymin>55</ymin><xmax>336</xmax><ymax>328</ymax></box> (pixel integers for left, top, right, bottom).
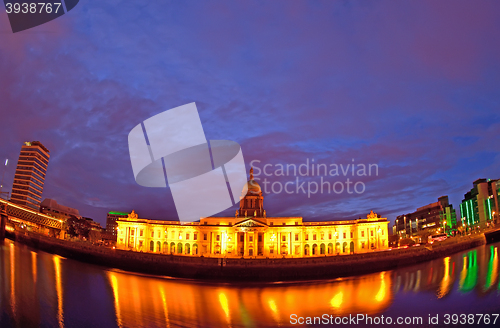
<box><xmin>0</xmin><ymin>239</ymin><xmax>499</xmax><ymax>327</ymax></box>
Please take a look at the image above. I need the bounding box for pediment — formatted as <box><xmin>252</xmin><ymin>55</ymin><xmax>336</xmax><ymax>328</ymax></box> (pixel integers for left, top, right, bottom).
<box><xmin>234</xmin><ymin>218</ymin><xmax>268</xmax><ymax>228</ymax></box>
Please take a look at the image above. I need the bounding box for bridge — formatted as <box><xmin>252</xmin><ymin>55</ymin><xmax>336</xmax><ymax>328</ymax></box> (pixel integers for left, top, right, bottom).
<box><xmin>0</xmin><ymin>198</ymin><xmax>63</xmax><ymax>239</ymax></box>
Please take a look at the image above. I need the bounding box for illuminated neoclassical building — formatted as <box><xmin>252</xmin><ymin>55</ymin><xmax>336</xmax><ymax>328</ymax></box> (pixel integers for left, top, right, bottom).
<box><xmin>116</xmin><ymin>169</ymin><xmax>389</xmax><ymax>257</ymax></box>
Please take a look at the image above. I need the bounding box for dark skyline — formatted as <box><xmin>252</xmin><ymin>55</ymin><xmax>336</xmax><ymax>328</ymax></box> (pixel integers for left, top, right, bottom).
<box><xmin>1</xmin><ymin>1</ymin><xmax>499</xmax><ymax>226</ymax></box>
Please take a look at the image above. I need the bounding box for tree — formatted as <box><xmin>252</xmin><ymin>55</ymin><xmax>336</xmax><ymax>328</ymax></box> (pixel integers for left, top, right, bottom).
<box><xmin>66</xmin><ymin>215</ymin><xmax>91</xmax><ymax>239</ymax></box>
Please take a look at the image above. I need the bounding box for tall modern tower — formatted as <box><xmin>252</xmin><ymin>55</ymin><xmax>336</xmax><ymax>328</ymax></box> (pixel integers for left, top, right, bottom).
<box><xmin>10</xmin><ymin>141</ymin><xmax>50</xmax><ymax>210</ymax></box>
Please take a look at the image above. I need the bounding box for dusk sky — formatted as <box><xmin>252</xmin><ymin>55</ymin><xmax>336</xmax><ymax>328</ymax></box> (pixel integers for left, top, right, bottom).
<box><xmin>1</xmin><ymin>1</ymin><xmax>499</xmax><ymax>226</ymax></box>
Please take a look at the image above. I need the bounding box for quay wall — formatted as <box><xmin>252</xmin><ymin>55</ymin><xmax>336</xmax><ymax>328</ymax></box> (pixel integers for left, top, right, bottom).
<box><xmin>5</xmin><ymin>230</ymin><xmax>486</xmax><ymax>282</ymax></box>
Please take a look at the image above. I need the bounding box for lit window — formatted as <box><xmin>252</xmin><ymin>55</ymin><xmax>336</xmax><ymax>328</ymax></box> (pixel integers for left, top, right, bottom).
<box><xmin>151</xmin><ymin>231</ymin><xmax>154</xmax><ymax>238</ymax></box>
<box><xmin>313</xmin><ymin>234</ymin><xmax>317</xmax><ymax>241</ymax></box>
<box><xmin>361</xmin><ymin>231</ymin><xmax>365</xmax><ymax>237</ymax></box>
<box><xmin>321</xmin><ymin>233</ymin><xmax>324</xmax><ymax>240</ymax></box>
<box><xmin>328</xmin><ymin>233</ymin><xmax>332</xmax><ymax>239</ymax></box>
<box><xmin>282</xmin><ymin>235</ymin><xmax>286</xmax><ymax>242</ymax></box>
<box><xmin>295</xmin><ymin>233</ymin><xmax>299</xmax><ymax>241</ymax></box>
<box><xmin>305</xmin><ymin>234</ymin><xmax>309</xmax><ymax>241</ymax></box>
<box><xmin>343</xmin><ymin>232</ymin><xmax>346</xmax><ymax>239</ymax></box>
<box><xmin>203</xmin><ymin>233</ymin><xmax>207</xmax><ymax>241</ymax></box>
<box><xmin>249</xmin><ymin>235</ymin><xmax>253</xmax><ymax>242</ymax></box>
<box><xmin>350</xmin><ymin>232</ymin><xmax>353</xmax><ymax>238</ymax></box>
<box><xmin>140</xmin><ymin>229</ymin><xmax>143</xmax><ymax>237</ymax></box>
<box><xmin>194</xmin><ymin>233</ymin><xmax>198</xmax><ymax>240</ymax></box>
<box><xmin>186</xmin><ymin>233</ymin><xmax>190</xmax><ymax>240</ymax></box>
<box><xmin>216</xmin><ymin>235</ymin><xmax>220</xmax><ymax>241</ymax></box>
<box><xmin>371</xmin><ymin>231</ymin><xmax>374</xmax><ymax>237</ymax></box>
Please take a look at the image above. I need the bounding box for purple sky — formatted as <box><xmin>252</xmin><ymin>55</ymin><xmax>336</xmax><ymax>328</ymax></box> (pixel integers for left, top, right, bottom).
<box><xmin>1</xmin><ymin>1</ymin><xmax>499</xmax><ymax>227</ymax></box>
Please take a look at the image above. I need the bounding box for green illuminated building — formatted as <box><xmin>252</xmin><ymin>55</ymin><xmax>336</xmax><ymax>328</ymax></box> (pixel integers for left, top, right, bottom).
<box><xmin>106</xmin><ymin>211</ymin><xmax>130</xmax><ymax>239</ymax></box>
<box><xmin>460</xmin><ymin>178</ymin><xmax>499</xmax><ymax>230</ymax></box>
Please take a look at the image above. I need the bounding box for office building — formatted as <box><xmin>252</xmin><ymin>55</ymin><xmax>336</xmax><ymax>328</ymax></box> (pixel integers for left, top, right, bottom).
<box><xmin>106</xmin><ymin>211</ymin><xmax>129</xmax><ymax>240</ymax></box>
<box><xmin>393</xmin><ymin>196</ymin><xmax>457</xmax><ymax>240</ymax></box>
<box><xmin>460</xmin><ymin>178</ymin><xmax>499</xmax><ymax>229</ymax></box>
<box><xmin>40</xmin><ymin>198</ymin><xmax>80</xmax><ymax>220</ymax></box>
<box><xmin>11</xmin><ymin>141</ymin><xmax>50</xmax><ymax>210</ymax></box>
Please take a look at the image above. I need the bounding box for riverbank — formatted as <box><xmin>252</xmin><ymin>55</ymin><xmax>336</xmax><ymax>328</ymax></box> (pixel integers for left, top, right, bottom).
<box><xmin>5</xmin><ymin>230</ymin><xmax>486</xmax><ymax>282</ymax></box>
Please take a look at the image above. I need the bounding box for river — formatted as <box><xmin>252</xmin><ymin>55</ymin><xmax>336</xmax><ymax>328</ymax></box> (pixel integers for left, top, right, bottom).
<box><xmin>0</xmin><ymin>239</ymin><xmax>499</xmax><ymax>327</ymax></box>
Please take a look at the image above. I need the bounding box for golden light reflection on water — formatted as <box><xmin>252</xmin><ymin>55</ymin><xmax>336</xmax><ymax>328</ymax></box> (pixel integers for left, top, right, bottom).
<box><xmin>31</xmin><ymin>251</ymin><xmax>37</xmax><ymax>283</ymax></box>
<box><xmin>106</xmin><ymin>269</ymin><xmax>393</xmax><ymax>327</ymax></box>
<box><xmin>330</xmin><ymin>291</ymin><xmax>343</xmax><ymax>308</ymax></box>
<box><xmin>218</xmin><ymin>292</ymin><xmax>230</xmax><ymax>323</ymax></box>
<box><xmin>437</xmin><ymin>257</ymin><xmax>452</xmax><ymax>298</ymax></box>
<box><xmin>9</xmin><ymin>243</ymin><xmax>16</xmax><ymax>318</ymax></box>
<box><xmin>159</xmin><ymin>286</ymin><xmax>170</xmax><ymax>328</ymax></box>
<box><xmin>53</xmin><ymin>255</ymin><xmax>64</xmax><ymax>328</ymax></box>
<box><xmin>109</xmin><ymin>272</ymin><xmax>123</xmax><ymax>328</ymax></box>
<box><xmin>375</xmin><ymin>272</ymin><xmax>386</xmax><ymax>302</ymax></box>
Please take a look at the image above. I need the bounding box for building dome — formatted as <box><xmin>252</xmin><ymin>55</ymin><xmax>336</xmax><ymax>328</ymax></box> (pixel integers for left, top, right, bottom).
<box><xmin>237</xmin><ymin>167</ymin><xmax>265</xmax><ymax>218</ymax></box>
<box><xmin>243</xmin><ymin>167</ymin><xmax>262</xmax><ymax>195</ymax></box>
<box><xmin>246</xmin><ymin>179</ymin><xmax>261</xmax><ymax>194</ymax></box>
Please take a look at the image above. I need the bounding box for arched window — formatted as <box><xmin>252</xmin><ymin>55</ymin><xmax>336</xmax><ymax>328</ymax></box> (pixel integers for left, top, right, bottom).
<box><xmin>312</xmin><ymin>244</ymin><xmax>318</xmax><ymax>255</ymax></box>
<box><xmin>185</xmin><ymin>243</ymin><xmax>191</xmax><ymax>255</ymax></box>
<box><xmin>157</xmin><ymin>241</ymin><xmax>161</xmax><ymax>253</ymax></box>
<box><xmin>304</xmin><ymin>244</ymin><xmax>310</xmax><ymax>256</ymax></box>
<box><xmin>327</xmin><ymin>243</ymin><xmax>333</xmax><ymax>254</ymax></box>
<box><xmin>193</xmin><ymin>243</ymin><xmax>198</xmax><ymax>255</ymax></box>
<box><xmin>335</xmin><ymin>242</ymin><xmax>340</xmax><ymax>254</ymax></box>
<box><xmin>320</xmin><ymin>243</ymin><xmax>325</xmax><ymax>255</ymax></box>
<box><xmin>342</xmin><ymin>242</ymin><xmax>347</xmax><ymax>253</ymax></box>
<box><xmin>163</xmin><ymin>242</ymin><xmax>168</xmax><ymax>254</ymax></box>
<box><xmin>350</xmin><ymin>241</ymin><xmax>354</xmax><ymax>254</ymax></box>
<box><xmin>177</xmin><ymin>242</ymin><xmax>183</xmax><ymax>254</ymax></box>
<box><xmin>149</xmin><ymin>241</ymin><xmax>154</xmax><ymax>252</ymax></box>
<box><xmin>170</xmin><ymin>242</ymin><xmax>175</xmax><ymax>254</ymax></box>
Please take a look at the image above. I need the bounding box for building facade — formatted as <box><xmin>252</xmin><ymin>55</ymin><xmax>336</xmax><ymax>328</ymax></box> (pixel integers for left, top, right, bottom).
<box><xmin>11</xmin><ymin>141</ymin><xmax>50</xmax><ymax>210</ymax></box>
<box><xmin>40</xmin><ymin>198</ymin><xmax>80</xmax><ymax>220</ymax></box>
<box><xmin>116</xmin><ymin>170</ymin><xmax>389</xmax><ymax>258</ymax></box>
<box><xmin>460</xmin><ymin>178</ymin><xmax>499</xmax><ymax>229</ymax></box>
<box><xmin>106</xmin><ymin>211</ymin><xmax>129</xmax><ymax>240</ymax></box>
<box><xmin>393</xmin><ymin>196</ymin><xmax>457</xmax><ymax>239</ymax></box>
